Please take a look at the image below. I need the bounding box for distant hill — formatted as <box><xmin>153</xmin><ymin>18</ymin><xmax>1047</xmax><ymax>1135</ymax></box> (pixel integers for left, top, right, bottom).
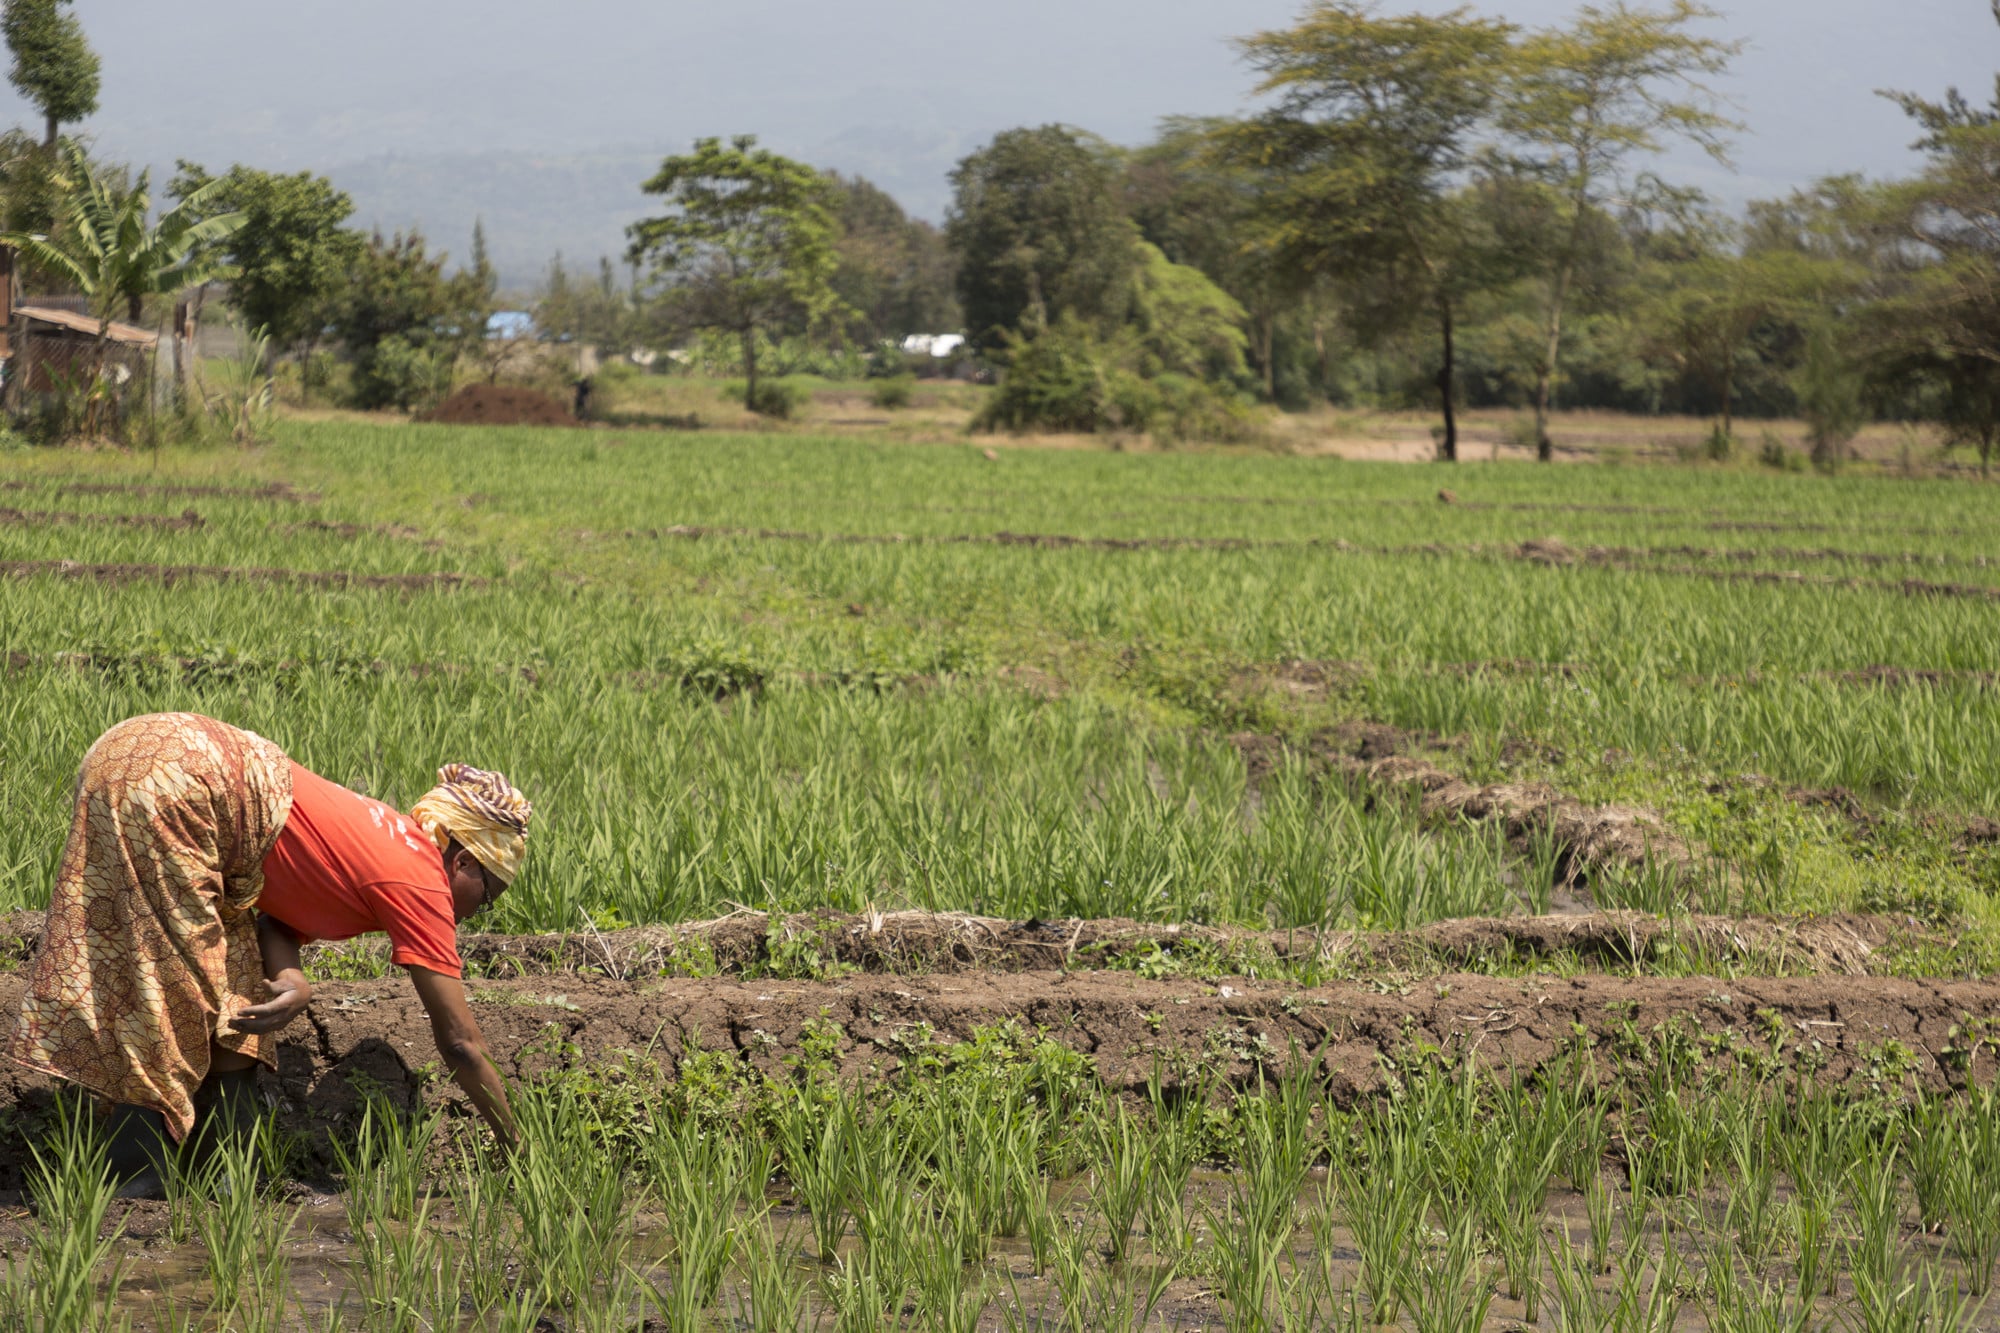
<box><xmin>325</xmin><ymin>128</ymin><xmax>981</xmax><ymax>293</ymax></box>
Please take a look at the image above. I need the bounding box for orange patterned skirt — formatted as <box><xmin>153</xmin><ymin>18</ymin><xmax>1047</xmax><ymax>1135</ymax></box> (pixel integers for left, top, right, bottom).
<box><xmin>11</xmin><ymin>713</ymin><xmax>295</xmax><ymax>1140</ymax></box>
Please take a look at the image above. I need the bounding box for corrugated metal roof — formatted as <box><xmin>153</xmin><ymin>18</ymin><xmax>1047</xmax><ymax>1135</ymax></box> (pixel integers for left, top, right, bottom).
<box><xmin>14</xmin><ymin>306</ymin><xmax>159</xmax><ymax>347</ymax></box>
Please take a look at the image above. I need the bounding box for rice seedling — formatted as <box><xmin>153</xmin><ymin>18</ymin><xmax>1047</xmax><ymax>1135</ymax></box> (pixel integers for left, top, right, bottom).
<box><xmin>1337</xmin><ymin>1121</ymin><xmax>1428</xmax><ymax>1325</ymax></box>
<box><xmin>1412</xmin><ymin>1211</ymin><xmax>1495</xmax><ymax>1333</ymax></box>
<box><xmin>443</xmin><ymin>1143</ymin><xmax>518</xmax><ymax>1317</ymax></box>
<box><xmin>194</xmin><ymin>1130</ymin><xmax>297</xmax><ymax>1328</ymax></box>
<box><xmin>1477</xmin><ymin>1079</ymin><xmax>1568</xmax><ymax>1319</ymax></box>
<box><xmin>823</xmin><ymin>1251</ymin><xmax>898</xmax><ymax>1333</ymax></box>
<box><xmin>1939</xmin><ymin>1085</ymin><xmax>2000</xmax><ymax>1294</ymax></box>
<box><xmin>1085</xmin><ymin>1102</ymin><xmax>1152</xmax><ymax>1263</ymax></box>
<box><xmin>775</xmin><ymin>1097</ymin><xmax>853</xmax><ymax>1261</ymax></box>
<box><xmin>1723</xmin><ymin>1094</ymin><xmax>1785</xmax><ymax>1269</ymax></box>
<box><xmin>1845</xmin><ymin>1142</ymin><xmax>1908</xmax><ymax>1293</ymax></box>
<box><xmin>0</xmin><ymin>1099</ymin><xmax>127</xmax><ymax>1333</ymax></box>
<box><xmin>509</xmin><ymin>1084</ymin><xmax>642</xmax><ymax>1322</ymax></box>
<box><xmin>1850</xmin><ymin>1259</ymin><xmax>1989</xmax><ymax>1333</ymax></box>
<box><xmin>646</xmin><ymin>1123</ymin><xmax>757</xmax><ymax>1329</ymax></box>
<box><xmin>909</xmin><ymin>1220</ymin><xmax>993</xmax><ymax>1333</ymax></box>
<box><xmin>1546</xmin><ymin>1228</ymin><xmax>1614</xmax><ymax>1333</ymax></box>
<box><xmin>332</xmin><ymin>1095</ymin><xmax>440</xmax><ymax>1225</ymax></box>
<box><xmin>734</xmin><ymin>1219</ymin><xmax>811</xmax><ymax>1333</ymax></box>
<box><xmin>1702</xmin><ymin>1245</ymin><xmax>1819</xmax><ymax>1333</ymax></box>
<box><xmin>1610</xmin><ymin>1226</ymin><xmax>1685</xmax><ymax>1333</ymax></box>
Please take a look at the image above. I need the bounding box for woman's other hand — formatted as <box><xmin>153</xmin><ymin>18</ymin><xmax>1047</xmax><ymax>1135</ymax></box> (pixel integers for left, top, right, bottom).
<box><xmin>230</xmin><ymin>972</ymin><xmax>312</xmax><ymax>1033</ymax></box>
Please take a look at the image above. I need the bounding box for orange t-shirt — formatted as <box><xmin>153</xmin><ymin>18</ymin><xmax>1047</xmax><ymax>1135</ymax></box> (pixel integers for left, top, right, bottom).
<box><xmin>258</xmin><ymin>761</ymin><xmax>463</xmax><ymax>976</ymax></box>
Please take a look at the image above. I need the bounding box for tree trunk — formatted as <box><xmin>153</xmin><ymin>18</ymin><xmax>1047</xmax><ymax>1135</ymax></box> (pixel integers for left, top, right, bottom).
<box><xmin>1436</xmin><ymin>297</ymin><xmax>1458</xmax><ymax>463</ymax></box>
<box><xmin>1313</xmin><ymin>319</ymin><xmax>1329</xmax><ymax>402</ymax></box>
<box><xmin>1720</xmin><ymin>347</ymin><xmax>1735</xmax><ymax>443</ymax></box>
<box><xmin>1259</xmin><ymin>312</ymin><xmax>1276</xmax><ymax>403</ymax></box>
<box><xmin>127</xmin><ymin>292</ymin><xmax>142</xmax><ymax>324</ymax></box>
<box><xmin>1534</xmin><ymin>260</ymin><xmax>1572</xmax><ymax>463</ymax></box>
<box><xmin>742</xmin><ymin>327</ymin><xmax>759</xmax><ymax>411</ymax></box>
<box><xmin>1535</xmin><ymin>190</ymin><xmax>1586</xmax><ymax>464</ymax></box>
<box><xmin>43</xmin><ymin>113</ymin><xmax>57</xmax><ymax>151</ymax></box>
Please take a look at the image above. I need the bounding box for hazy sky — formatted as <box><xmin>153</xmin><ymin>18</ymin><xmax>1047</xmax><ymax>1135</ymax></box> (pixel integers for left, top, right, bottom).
<box><xmin>4</xmin><ymin>2</ymin><xmax>1992</xmax><ymax>279</ymax></box>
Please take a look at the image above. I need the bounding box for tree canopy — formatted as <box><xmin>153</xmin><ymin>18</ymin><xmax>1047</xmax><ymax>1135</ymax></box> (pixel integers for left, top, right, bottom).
<box><xmin>628</xmin><ymin>135</ymin><xmax>845</xmax><ymax>410</ymax></box>
<box><xmin>2</xmin><ymin>0</ymin><xmax>96</xmax><ymax>148</ymax></box>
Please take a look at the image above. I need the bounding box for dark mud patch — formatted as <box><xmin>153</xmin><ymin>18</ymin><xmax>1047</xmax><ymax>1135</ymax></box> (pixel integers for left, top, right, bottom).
<box><xmin>0</xmin><ymin>560</ymin><xmax>482</xmax><ymax>592</ymax></box>
<box><xmin>1516</xmin><ymin>541</ymin><xmax>2000</xmax><ymax>604</ymax></box>
<box><xmin>0</xmin><ymin>479</ymin><xmax>316</xmax><ymax>503</ymax></box>
<box><xmin>0</xmin><ymin>506</ymin><xmax>204</xmax><ymax>531</ymax></box>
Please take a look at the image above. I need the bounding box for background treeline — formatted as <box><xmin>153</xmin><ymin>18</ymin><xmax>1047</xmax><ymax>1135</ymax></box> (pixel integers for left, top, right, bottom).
<box><xmin>3</xmin><ymin>0</ymin><xmax>1996</xmax><ymax>467</ymax></box>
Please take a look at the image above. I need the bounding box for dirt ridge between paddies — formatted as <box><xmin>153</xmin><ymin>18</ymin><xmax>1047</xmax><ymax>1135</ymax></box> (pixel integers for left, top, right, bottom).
<box><xmin>0</xmin><ymin>505</ymin><xmax>205</xmax><ymax>530</ymax></box>
<box><xmin>629</xmin><ymin>524</ymin><xmax>2000</xmax><ymax>603</ymax></box>
<box><xmin>1</xmin><ymin>966</ymin><xmax>1994</xmax><ymax>1183</ymax></box>
<box><xmin>0</xmin><ymin>478</ymin><xmax>316</xmax><ymax>502</ymax></box>
<box><xmin>0</xmin><ymin>559</ymin><xmax>482</xmax><ymax>592</ymax></box>
<box><xmin>0</xmin><ymin>909</ymin><xmax>1920</xmax><ymax>982</ymax></box>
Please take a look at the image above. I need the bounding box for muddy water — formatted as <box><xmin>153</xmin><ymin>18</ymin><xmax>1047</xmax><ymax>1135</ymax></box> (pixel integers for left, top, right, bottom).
<box><xmin>18</xmin><ymin>1166</ymin><xmax>1996</xmax><ymax>1332</ymax></box>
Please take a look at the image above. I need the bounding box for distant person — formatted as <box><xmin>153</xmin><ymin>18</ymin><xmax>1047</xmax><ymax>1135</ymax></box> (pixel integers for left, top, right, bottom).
<box><xmin>11</xmin><ymin>714</ymin><xmax>530</xmax><ymax>1195</ymax></box>
<box><xmin>573</xmin><ymin>375</ymin><xmax>594</xmax><ymax>420</ymax></box>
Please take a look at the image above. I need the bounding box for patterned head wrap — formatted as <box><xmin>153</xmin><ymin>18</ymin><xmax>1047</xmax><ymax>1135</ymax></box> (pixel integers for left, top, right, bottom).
<box><xmin>411</xmin><ymin>763</ymin><xmax>532</xmax><ymax>885</ymax></box>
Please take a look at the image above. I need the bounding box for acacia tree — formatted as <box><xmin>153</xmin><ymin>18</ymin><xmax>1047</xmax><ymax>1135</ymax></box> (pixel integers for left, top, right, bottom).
<box><xmin>627</xmin><ymin>135</ymin><xmax>844</xmax><ymax>411</ymax></box>
<box><xmin>2</xmin><ymin>0</ymin><xmax>94</xmax><ymax>149</ymax></box>
<box><xmin>1864</xmin><ymin>12</ymin><xmax>2000</xmax><ymax>473</ymax></box>
<box><xmin>1502</xmin><ymin>1</ymin><xmax>1738</xmax><ymax>460</ymax></box>
<box><xmin>1230</xmin><ymin>2</ymin><xmax>1517</xmax><ymax>460</ymax></box>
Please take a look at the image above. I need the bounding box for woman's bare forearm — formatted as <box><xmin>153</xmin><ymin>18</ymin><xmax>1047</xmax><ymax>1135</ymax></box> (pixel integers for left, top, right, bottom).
<box><xmin>447</xmin><ymin>1045</ymin><xmax>518</xmax><ymax>1149</ymax></box>
<box><xmin>256</xmin><ymin>913</ymin><xmax>306</xmax><ymax>982</ymax></box>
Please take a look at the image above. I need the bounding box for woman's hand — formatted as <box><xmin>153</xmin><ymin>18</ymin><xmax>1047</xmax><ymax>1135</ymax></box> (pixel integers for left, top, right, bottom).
<box><xmin>231</xmin><ymin>971</ymin><xmax>313</xmax><ymax>1034</ymax></box>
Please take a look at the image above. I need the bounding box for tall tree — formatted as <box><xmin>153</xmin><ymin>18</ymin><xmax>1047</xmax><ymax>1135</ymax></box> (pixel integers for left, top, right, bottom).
<box><xmin>2</xmin><ymin>0</ymin><xmax>96</xmax><ymax>148</ymax></box>
<box><xmin>1229</xmin><ymin>2</ymin><xmax>1518</xmax><ymax>459</ymax></box>
<box><xmin>1128</xmin><ymin>117</ymin><xmax>1309</xmax><ymax>401</ymax></box>
<box><xmin>829</xmin><ymin>173</ymin><xmax>959</xmax><ymax>340</ymax></box>
<box><xmin>945</xmin><ymin>125</ymin><xmax>1140</xmax><ymax>348</ymax></box>
<box><xmin>168</xmin><ymin>162</ymin><xmax>365</xmax><ymax>365</ymax></box>
<box><xmin>627</xmin><ymin>135</ymin><xmax>844</xmax><ymax>411</ymax></box>
<box><xmin>1865</xmin><ymin>5</ymin><xmax>2000</xmax><ymax>472</ymax></box>
<box><xmin>1502</xmin><ymin>1</ymin><xmax>1738</xmax><ymax>460</ymax></box>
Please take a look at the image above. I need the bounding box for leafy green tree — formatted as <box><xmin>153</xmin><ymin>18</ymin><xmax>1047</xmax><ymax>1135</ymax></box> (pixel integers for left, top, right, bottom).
<box><xmin>167</xmin><ymin>162</ymin><xmax>365</xmax><ymax>365</ymax></box>
<box><xmin>1</xmin><ymin>144</ymin><xmax>242</xmax><ymax>325</ymax></box>
<box><xmin>1864</xmin><ymin>21</ymin><xmax>2000</xmax><ymax>473</ymax></box>
<box><xmin>1639</xmin><ymin>244</ymin><xmax>1817</xmax><ymax>440</ymax></box>
<box><xmin>332</xmin><ymin>229</ymin><xmax>484</xmax><ymax>411</ymax></box>
<box><xmin>627</xmin><ymin>135</ymin><xmax>844</xmax><ymax>411</ymax></box>
<box><xmin>945</xmin><ymin>125</ymin><xmax>1140</xmax><ymax>348</ymax></box>
<box><xmin>1230</xmin><ymin>2</ymin><xmax>1518</xmax><ymax>459</ymax></box>
<box><xmin>1128</xmin><ymin>118</ymin><xmax>1312</xmax><ymax>400</ymax></box>
<box><xmin>1501</xmin><ymin>0</ymin><xmax>1738</xmax><ymax>459</ymax></box>
<box><xmin>829</xmin><ymin>173</ymin><xmax>959</xmax><ymax>341</ymax></box>
<box><xmin>1129</xmin><ymin>241</ymin><xmax>1248</xmax><ymax>381</ymax></box>
<box><xmin>2</xmin><ymin>0</ymin><xmax>95</xmax><ymax>148</ymax></box>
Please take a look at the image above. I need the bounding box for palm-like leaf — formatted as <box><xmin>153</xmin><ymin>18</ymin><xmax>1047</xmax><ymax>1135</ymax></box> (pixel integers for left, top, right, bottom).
<box><xmin>0</xmin><ymin>143</ymin><xmax>245</xmax><ymax>322</ymax></box>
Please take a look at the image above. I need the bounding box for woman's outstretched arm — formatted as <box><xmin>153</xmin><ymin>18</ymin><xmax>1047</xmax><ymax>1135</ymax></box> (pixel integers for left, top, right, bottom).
<box><xmin>407</xmin><ymin>965</ymin><xmax>518</xmax><ymax>1151</ymax></box>
<box><xmin>231</xmin><ymin>914</ymin><xmax>314</xmax><ymax>1034</ymax></box>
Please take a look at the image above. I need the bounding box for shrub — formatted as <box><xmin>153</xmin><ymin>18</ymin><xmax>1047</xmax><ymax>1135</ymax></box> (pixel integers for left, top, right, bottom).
<box><xmin>720</xmin><ymin>377</ymin><xmax>812</xmax><ymax>418</ymax></box>
<box><xmin>973</xmin><ymin>318</ymin><xmax>1110</xmax><ymax>434</ymax></box>
<box><xmin>1757</xmin><ymin>431</ymin><xmax>1804</xmax><ymax>471</ymax></box>
<box><xmin>870</xmin><ymin>377</ymin><xmax>915</xmax><ymax>410</ymax></box>
<box><xmin>1116</xmin><ymin>373</ymin><xmax>1264</xmax><ymax>446</ymax></box>
<box><xmin>1704</xmin><ymin>423</ymin><xmax>1733</xmax><ymax>461</ymax></box>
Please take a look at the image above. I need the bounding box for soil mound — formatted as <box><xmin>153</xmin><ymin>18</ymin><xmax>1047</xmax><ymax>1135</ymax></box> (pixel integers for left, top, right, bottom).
<box><xmin>423</xmin><ymin>385</ymin><xmax>575</xmax><ymax>428</ymax></box>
